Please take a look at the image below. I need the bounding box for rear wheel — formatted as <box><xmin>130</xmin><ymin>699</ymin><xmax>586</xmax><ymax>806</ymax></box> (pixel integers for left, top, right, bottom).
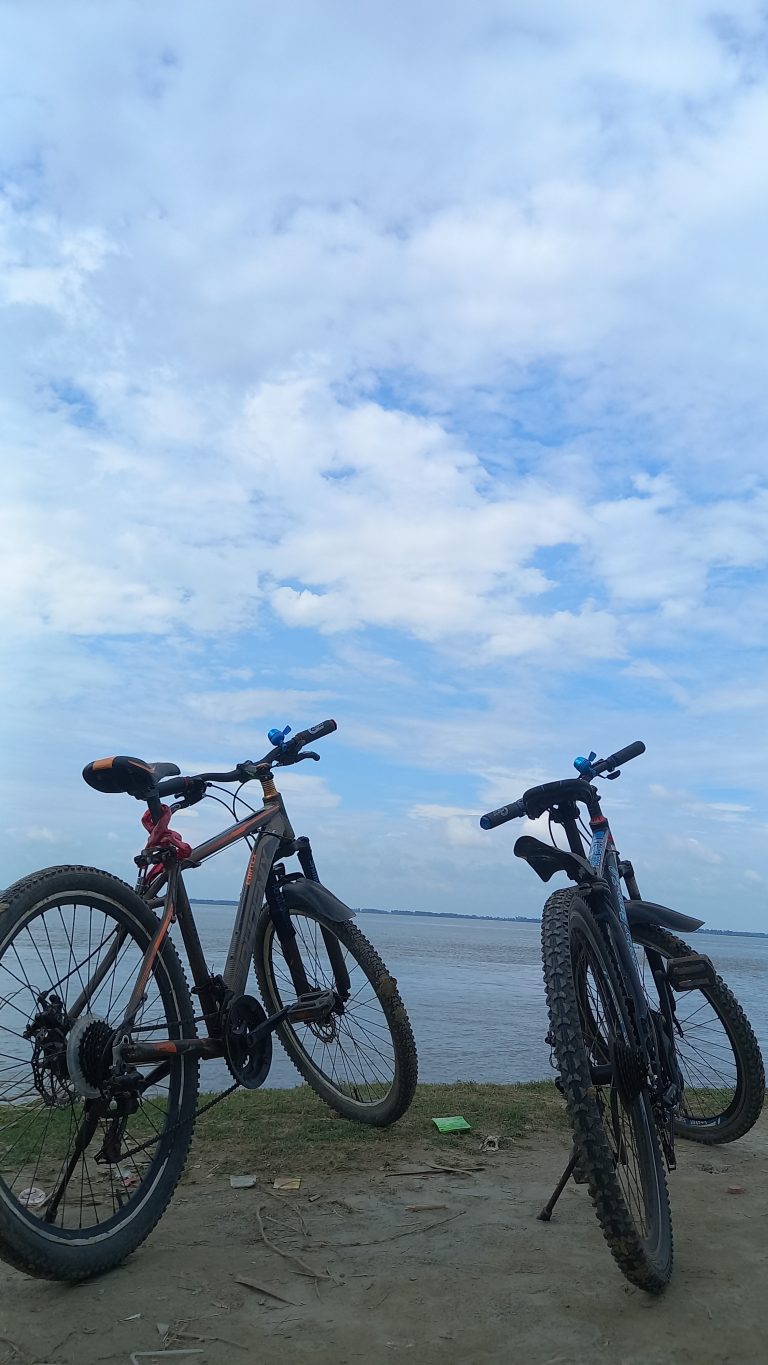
<box><xmin>0</xmin><ymin>867</ymin><xmax>198</xmax><ymax>1281</ymax></box>
<box><xmin>254</xmin><ymin>907</ymin><xmax>417</xmax><ymax>1126</ymax></box>
<box><xmin>542</xmin><ymin>889</ymin><xmax>672</xmax><ymax>1292</ymax></box>
<box><xmin>632</xmin><ymin>926</ymin><xmax>765</xmax><ymax>1144</ymax></box>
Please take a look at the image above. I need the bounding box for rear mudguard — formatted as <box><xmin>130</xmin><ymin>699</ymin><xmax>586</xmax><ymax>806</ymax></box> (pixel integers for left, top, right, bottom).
<box><xmin>625</xmin><ymin>899</ymin><xmax>703</xmax><ymax>935</ymax></box>
<box><xmin>281</xmin><ymin>876</ymin><xmax>356</xmax><ymax>924</ymax></box>
<box><xmin>514</xmin><ymin>837</ymin><xmax>705</xmax><ymax>934</ymax></box>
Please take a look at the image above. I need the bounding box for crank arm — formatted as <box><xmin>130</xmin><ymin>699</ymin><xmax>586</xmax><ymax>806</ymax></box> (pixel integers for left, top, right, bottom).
<box><xmin>246</xmin><ymin>988</ymin><xmax>337</xmax><ymax>1044</ymax></box>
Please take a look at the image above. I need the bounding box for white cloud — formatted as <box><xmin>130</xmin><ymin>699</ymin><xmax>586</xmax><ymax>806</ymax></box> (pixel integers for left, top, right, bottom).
<box><xmin>2</xmin><ymin>2</ymin><xmax>768</xmax><ymax>927</ymax></box>
<box><xmin>410</xmin><ymin>803</ymin><xmax>488</xmax><ymax>849</ymax></box>
<box><xmin>5</xmin><ymin>825</ymin><xmax>59</xmax><ymax>844</ymax></box>
<box><xmin>667</xmin><ymin>835</ymin><xmax>723</xmax><ymax>866</ymax></box>
<box><xmin>188</xmin><ymin>688</ymin><xmax>334</xmax><ymax>725</ymax></box>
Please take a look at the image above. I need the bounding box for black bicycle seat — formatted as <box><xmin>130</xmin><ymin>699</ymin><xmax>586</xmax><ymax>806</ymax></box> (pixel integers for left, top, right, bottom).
<box><xmin>82</xmin><ymin>756</ymin><xmax>181</xmax><ymax>798</ymax></box>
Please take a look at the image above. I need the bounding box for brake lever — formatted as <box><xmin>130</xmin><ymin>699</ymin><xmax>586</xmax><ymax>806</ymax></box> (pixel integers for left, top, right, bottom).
<box><xmin>280</xmin><ymin>750</ymin><xmax>320</xmax><ymax>765</ymax></box>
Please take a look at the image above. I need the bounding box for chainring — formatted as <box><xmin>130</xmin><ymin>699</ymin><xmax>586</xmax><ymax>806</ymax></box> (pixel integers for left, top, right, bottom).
<box><xmin>224</xmin><ymin>995</ymin><xmax>272</xmax><ymax>1089</ymax></box>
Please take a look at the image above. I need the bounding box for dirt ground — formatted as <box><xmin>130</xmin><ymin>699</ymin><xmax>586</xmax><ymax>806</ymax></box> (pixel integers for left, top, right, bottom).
<box><xmin>1</xmin><ymin>1115</ymin><xmax>766</xmax><ymax>1365</ymax></box>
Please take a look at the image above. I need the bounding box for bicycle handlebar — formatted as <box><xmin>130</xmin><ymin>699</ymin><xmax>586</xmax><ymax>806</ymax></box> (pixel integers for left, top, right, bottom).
<box><xmin>156</xmin><ymin>720</ymin><xmax>338</xmax><ymax>798</ymax></box>
<box><xmin>479</xmin><ymin>799</ymin><xmax>526</xmax><ymax>830</ymax></box>
<box><xmin>479</xmin><ymin>740</ymin><xmax>645</xmax><ymax>830</ymax></box>
<box><xmin>592</xmin><ymin>740</ymin><xmax>645</xmax><ymax>774</ymax></box>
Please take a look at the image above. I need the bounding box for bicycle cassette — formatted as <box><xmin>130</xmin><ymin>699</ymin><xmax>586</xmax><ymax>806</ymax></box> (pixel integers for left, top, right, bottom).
<box><xmin>224</xmin><ymin>995</ymin><xmax>272</xmax><ymax>1089</ymax></box>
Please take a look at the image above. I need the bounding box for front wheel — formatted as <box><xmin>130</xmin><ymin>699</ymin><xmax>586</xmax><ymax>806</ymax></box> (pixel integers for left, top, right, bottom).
<box><xmin>542</xmin><ymin>889</ymin><xmax>673</xmax><ymax>1292</ymax></box>
<box><xmin>632</xmin><ymin>926</ymin><xmax>765</xmax><ymax>1144</ymax></box>
<box><xmin>253</xmin><ymin>908</ymin><xmax>417</xmax><ymax>1125</ymax></box>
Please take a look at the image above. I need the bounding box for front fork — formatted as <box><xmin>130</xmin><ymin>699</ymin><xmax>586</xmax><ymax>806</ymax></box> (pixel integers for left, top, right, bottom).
<box><xmin>266</xmin><ymin>838</ymin><xmax>351</xmax><ymax>1002</ymax></box>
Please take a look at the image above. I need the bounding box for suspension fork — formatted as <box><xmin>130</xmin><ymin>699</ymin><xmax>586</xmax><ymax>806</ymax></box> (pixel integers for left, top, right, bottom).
<box><xmin>268</xmin><ymin>840</ymin><xmax>351</xmax><ymax>1000</ymax></box>
<box><xmin>296</xmin><ymin>838</ymin><xmax>351</xmax><ymax>999</ymax></box>
<box><xmin>265</xmin><ymin>874</ymin><xmax>313</xmax><ymax>996</ymax></box>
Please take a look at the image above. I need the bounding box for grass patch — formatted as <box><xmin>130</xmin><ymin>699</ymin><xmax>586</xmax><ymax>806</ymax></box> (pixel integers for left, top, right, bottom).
<box><xmin>0</xmin><ymin>1081</ymin><xmax>568</xmax><ymax>1173</ymax></box>
<box><xmin>187</xmin><ymin>1081</ymin><xmax>570</xmax><ymax>1175</ymax></box>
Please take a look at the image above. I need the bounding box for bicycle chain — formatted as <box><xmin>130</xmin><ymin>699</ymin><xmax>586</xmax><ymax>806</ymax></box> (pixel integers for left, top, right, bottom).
<box><xmin>121</xmin><ymin>1081</ymin><xmax>240</xmax><ymax>1161</ymax></box>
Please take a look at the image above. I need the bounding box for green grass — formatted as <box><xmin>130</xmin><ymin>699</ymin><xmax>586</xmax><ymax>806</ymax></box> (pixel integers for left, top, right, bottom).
<box><xmin>0</xmin><ymin>1082</ymin><xmax>568</xmax><ymax>1175</ymax></box>
<box><xmin>187</xmin><ymin>1080</ymin><xmax>570</xmax><ymax>1173</ymax></box>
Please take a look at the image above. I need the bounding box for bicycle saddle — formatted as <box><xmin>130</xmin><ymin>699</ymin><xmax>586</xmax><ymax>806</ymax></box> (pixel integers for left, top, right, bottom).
<box><xmin>82</xmin><ymin>755</ymin><xmax>181</xmax><ymax>798</ymax></box>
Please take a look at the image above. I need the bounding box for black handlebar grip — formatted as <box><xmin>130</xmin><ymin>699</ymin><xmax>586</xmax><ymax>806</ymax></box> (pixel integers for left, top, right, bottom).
<box><xmin>604</xmin><ymin>740</ymin><xmax>645</xmax><ymax>771</ymax></box>
<box><xmin>291</xmin><ymin>719</ymin><xmax>337</xmax><ymax>747</ymax></box>
<box><xmin>305</xmin><ymin>719</ymin><xmax>337</xmax><ymax>740</ymax></box>
<box><xmin>480</xmin><ymin>798</ymin><xmax>526</xmax><ymax>830</ymax></box>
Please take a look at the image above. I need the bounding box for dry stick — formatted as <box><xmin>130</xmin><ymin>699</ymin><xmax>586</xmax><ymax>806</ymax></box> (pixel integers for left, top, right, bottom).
<box><xmin>0</xmin><ymin>1338</ymin><xmax>29</xmax><ymax>1365</ymax></box>
<box><xmin>254</xmin><ymin>1202</ymin><xmax>336</xmax><ymax>1282</ymax></box>
<box><xmin>383</xmin><ymin>1163</ymin><xmax>481</xmax><ymax>1177</ymax></box>
<box><xmin>235</xmin><ymin>1274</ymin><xmax>298</xmax><ymax>1305</ymax></box>
<box><xmin>262</xmin><ymin>1183</ymin><xmax>309</xmax><ymax>1237</ymax></box>
<box><xmin>336</xmin><ymin>1209</ymin><xmax>465</xmax><ymax>1248</ymax></box>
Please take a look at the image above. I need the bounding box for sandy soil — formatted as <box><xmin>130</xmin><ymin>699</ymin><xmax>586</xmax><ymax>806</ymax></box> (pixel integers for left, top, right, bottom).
<box><xmin>1</xmin><ymin>1116</ymin><xmax>766</xmax><ymax>1365</ymax></box>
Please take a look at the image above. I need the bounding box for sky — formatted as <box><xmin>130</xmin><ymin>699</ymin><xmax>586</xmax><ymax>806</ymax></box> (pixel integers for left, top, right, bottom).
<box><xmin>1</xmin><ymin>1</ymin><xmax>767</xmax><ymax>930</ymax></box>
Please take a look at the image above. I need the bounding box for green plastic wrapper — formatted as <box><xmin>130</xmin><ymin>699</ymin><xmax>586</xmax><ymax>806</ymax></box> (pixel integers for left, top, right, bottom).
<box><xmin>432</xmin><ymin>1116</ymin><xmax>471</xmax><ymax>1133</ymax></box>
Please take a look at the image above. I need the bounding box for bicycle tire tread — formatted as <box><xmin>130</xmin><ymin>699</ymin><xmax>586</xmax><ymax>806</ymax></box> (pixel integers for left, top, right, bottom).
<box><xmin>541</xmin><ymin>888</ymin><xmax>672</xmax><ymax>1293</ymax></box>
<box><xmin>633</xmin><ymin>926</ymin><xmax>765</xmax><ymax>1145</ymax></box>
<box><xmin>254</xmin><ymin>912</ymin><xmax>417</xmax><ymax>1127</ymax></box>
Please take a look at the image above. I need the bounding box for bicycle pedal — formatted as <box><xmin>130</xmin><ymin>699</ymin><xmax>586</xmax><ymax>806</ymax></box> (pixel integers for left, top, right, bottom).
<box><xmin>287</xmin><ymin>989</ymin><xmax>335</xmax><ymax>1022</ymax></box>
<box><xmin>666</xmin><ymin>954</ymin><xmax>716</xmax><ymax>992</ymax></box>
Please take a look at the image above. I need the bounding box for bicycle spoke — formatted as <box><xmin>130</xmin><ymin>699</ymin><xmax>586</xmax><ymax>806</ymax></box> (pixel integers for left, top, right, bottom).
<box><xmin>265</xmin><ymin>914</ymin><xmax>397</xmax><ymax>1106</ymax></box>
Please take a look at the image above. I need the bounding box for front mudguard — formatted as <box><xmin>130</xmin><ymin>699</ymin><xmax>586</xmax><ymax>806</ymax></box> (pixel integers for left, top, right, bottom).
<box><xmin>281</xmin><ymin>876</ymin><xmax>356</xmax><ymax>924</ymax></box>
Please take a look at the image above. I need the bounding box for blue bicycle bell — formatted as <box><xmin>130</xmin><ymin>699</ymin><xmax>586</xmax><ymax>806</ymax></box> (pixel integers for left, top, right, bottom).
<box><xmin>574</xmin><ymin>751</ymin><xmax>597</xmax><ymax>778</ymax></box>
<box><xmin>268</xmin><ymin>725</ymin><xmax>292</xmax><ymax>750</ymax></box>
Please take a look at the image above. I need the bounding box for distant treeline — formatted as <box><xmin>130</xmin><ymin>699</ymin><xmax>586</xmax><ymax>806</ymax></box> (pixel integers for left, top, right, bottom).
<box><xmin>189</xmin><ymin>899</ymin><xmax>767</xmax><ymax>938</ymax></box>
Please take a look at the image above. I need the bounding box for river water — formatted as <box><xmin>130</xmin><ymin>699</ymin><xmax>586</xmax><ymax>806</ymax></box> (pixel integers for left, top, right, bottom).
<box><xmin>186</xmin><ymin>906</ymin><xmax>768</xmax><ymax>1092</ymax></box>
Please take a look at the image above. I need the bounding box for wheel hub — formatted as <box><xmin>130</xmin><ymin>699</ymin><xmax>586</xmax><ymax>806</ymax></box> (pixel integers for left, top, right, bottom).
<box><xmin>609</xmin><ymin>1036</ymin><xmax>647</xmax><ymax>1106</ymax></box>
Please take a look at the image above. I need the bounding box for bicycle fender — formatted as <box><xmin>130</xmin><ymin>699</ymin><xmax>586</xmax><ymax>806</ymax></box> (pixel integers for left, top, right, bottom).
<box><xmin>626</xmin><ymin>899</ymin><xmax>704</xmax><ymax>934</ymax></box>
<box><xmin>513</xmin><ymin>835</ymin><xmax>598</xmax><ymax>884</ymax></box>
<box><xmin>281</xmin><ymin>876</ymin><xmax>356</xmax><ymax>923</ymax></box>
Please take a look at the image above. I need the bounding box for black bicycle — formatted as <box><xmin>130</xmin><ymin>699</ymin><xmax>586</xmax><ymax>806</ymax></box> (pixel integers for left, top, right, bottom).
<box><xmin>481</xmin><ymin>741</ymin><xmax>764</xmax><ymax>1293</ymax></box>
<box><xmin>0</xmin><ymin>720</ymin><xmax>417</xmax><ymax>1281</ymax></box>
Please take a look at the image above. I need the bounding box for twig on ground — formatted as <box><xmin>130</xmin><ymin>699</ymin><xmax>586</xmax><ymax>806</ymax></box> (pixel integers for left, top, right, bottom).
<box><xmin>383</xmin><ymin>1163</ymin><xmax>481</xmax><ymax>1177</ymax></box>
<box><xmin>254</xmin><ymin>1202</ymin><xmax>336</xmax><ymax>1282</ymax></box>
<box><xmin>234</xmin><ymin>1274</ymin><xmax>299</xmax><ymax>1305</ymax></box>
<box><xmin>337</xmin><ymin>1209</ymin><xmax>465</xmax><ymax>1247</ymax></box>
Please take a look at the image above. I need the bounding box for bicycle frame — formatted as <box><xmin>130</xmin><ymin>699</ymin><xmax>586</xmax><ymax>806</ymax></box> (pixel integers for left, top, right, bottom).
<box><xmin>88</xmin><ymin>788</ymin><xmax>332</xmax><ymax>1069</ymax></box>
<box><xmin>584</xmin><ymin>813</ymin><xmax>652</xmax><ymax>1026</ymax></box>
<box><xmin>563</xmin><ymin>801</ymin><xmax>682</xmax><ymax>1119</ymax></box>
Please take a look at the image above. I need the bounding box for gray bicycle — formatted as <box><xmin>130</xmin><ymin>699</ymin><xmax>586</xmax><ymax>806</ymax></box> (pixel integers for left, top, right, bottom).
<box><xmin>0</xmin><ymin>720</ymin><xmax>417</xmax><ymax>1281</ymax></box>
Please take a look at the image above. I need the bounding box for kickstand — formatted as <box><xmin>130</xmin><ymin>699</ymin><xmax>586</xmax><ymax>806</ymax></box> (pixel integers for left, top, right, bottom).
<box><xmin>537</xmin><ymin>1146</ymin><xmax>579</xmax><ymax>1222</ymax></box>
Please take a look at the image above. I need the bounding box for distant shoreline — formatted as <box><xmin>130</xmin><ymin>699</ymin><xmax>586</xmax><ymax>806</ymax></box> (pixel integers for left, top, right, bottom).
<box><xmin>189</xmin><ymin>900</ymin><xmax>768</xmax><ymax>939</ymax></box>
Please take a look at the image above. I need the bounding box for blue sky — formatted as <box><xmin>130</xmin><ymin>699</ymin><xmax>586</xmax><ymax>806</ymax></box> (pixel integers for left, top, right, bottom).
<box><xmin>2</xmin><ymin>2</ymin><xmax>767</xmax><ymax>929</ymax></box>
